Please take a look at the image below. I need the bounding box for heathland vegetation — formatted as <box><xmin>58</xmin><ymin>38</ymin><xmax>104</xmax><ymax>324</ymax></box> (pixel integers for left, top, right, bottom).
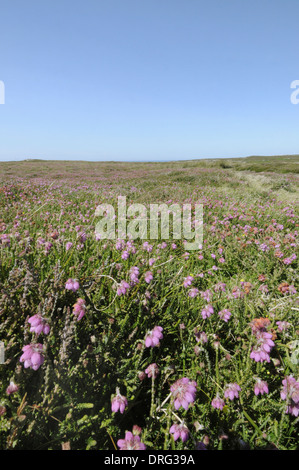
<box><xmin>0</xmin><ymin>155</ymin><xmax>298</xmax><ymax>449</ymax></box>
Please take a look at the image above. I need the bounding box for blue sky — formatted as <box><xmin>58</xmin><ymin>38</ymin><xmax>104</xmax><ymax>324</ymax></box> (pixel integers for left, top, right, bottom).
<box><xmin>0</xmin><ymin>0</ymin><xmax>299</xmax><ymax>162</ymax></box>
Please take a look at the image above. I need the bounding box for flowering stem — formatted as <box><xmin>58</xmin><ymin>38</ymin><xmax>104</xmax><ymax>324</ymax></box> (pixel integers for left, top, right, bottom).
<box><xmin>150</xmin><ymin>375</ymin><xmax>155</xmax><ymax>417</ymax></box>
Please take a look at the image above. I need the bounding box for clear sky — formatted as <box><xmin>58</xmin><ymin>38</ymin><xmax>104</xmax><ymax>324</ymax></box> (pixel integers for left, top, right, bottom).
<box><xmin>0</xmin><ymin>0</ymin><xmax>299</xmax><ymax>162</ymax></box>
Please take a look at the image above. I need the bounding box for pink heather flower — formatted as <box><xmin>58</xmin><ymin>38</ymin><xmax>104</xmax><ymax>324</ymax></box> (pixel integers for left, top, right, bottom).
<box><xmin>218</xmin><ymin>309</ymin><xmax>231</xmax><ymax>322</ymax></box>
<box><xmin>214</xmin><ymin>282</ymin><xmax>226</xmax><ymax>292</ymax></box>
<box><xmin>280</xmin><ymin>376</ymin><xmax>299</xmax><ymax>417</ymax></box>
<box><xmin>250</xmin><ymin>331</ymin><xmax>275</xmax><ymax>363</ymax></box>
<box><xmin>145</xmin><ymin>326</ymin><xmax>163</xmax><ymax>348</ymax></box>
<box><xmin>144</xmin><ymin>271</ymin><xmax>153</xmax><ymax>284</ymax></box>
<box><xmin>170</xmin><ymin>377</ymin><xmax>197</xmax><ymax>410</ymax></box>
<box><xmin>117</xmin><ymin>280</ymin><xmax>130</xmax><ymax>296</ymax></box>
<box><xmin>211</xmin><ymin>395</ymin><xmax>225</xmax><ymax>410</ymax></box>
<box><xmin>65</xmin><ymin>278</ymin><xmax>80</xmax><ymax>292</ymax></box>
<box><xmin>224</xmin><ymin>383</ymin><xmax>241</xmax><ymax>401</ymax></box>
<box><xmin>117</xmin><ymin>431</ymin><xmax>146</xmax><ymax>450</ymax></box>
<box><xmin>44</xmin><ymin>241</ymin><xmax>52</xmax><ymax>254</ymax></box>
<box><xmin>28</xmin><ymin>314</ymin><xmax>50</xmax><ymax>336</ymax></box>
<box><xmin>19</xmin><ymin>343</ymin><xmax>44</xmax><ymax>371</ymax></box>
<box><xmin>121</xmin><ymin>250</ymin><xmax>130</xmax><ymax>260</ymax></box>
<box><xmin>188</xmin><ymin>287</ymin><xmax>199</xmax><ymax>298</ymax></box>
<box><xmin>65</xmin><ymin>242</ymin><xmax>73</xmax><ymax>251</ymax></box>
<box><xmin>201</xmin><ymin>289</ymin><xmax>212</xmax><ymax>302</ymax></box>
<box><xmin>183</xmin><ymin>275</ymin><xmax>193</xmax><ymax>287</ymax></box>
<box><xmin>201</xmin><ymin>305</ymin><xmax>214</xmax><ymax>319</ymax></box>
<box><xmin>169</xmin><ymin>422</ymin><xmax>189</xmax><ymax>442</ymax></box>
<box><xmin>6</xmin><ymin>381</ymin><xmax>19</xmax><ymax>395</ymax></box>
<box><xmin>129</xmin><ymin>266</ymin><xmax>140</xmax><ymax>284</ymax></box>
<box><xmin>72</xmin><ymin>298</ymin><xmax>86</xmax><ymax>321</ymax></box>
<box><xmin>254</xmin><ymin>378</ymin><xmax>269</xmax><ymax>396</ymax></box>
<box><xmin>231</xmin><ymin>287</ymin><xmax>244</xmax><ymax>299</ymax></box>
<box><xmin>145</xmin><ymin>363</ymin><xmax>159</xmax><ymax>379</ymax></box>
<box><xmin>111</xmin><ymin>392</ymin><xmax>128</xmax><ymax>414</ymax></box>
<box><xmin>194</xmin><ymin>329</ymin><xmax>208</xmax><ymax>344</ymax></box>
<box><xmin>143</xmin><ymin>241</ymin><xmax>153</xmax><ymax>252</ymax></box>
<box><xmin>115</xmin><ymin>239</ymin><xmax>125</xmax><ymax>250</ymax></box>
<box><xmin>77</xmin><ymin>231</ymin><xmax>87</xmax><ymax>243</ymax></box>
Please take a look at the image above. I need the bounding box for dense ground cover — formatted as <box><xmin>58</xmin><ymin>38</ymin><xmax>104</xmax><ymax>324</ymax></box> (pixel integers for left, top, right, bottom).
<box><xmin>0</xmin><ymin>158</ymin><xmax>298</xmax><ymax>450</ymax></box>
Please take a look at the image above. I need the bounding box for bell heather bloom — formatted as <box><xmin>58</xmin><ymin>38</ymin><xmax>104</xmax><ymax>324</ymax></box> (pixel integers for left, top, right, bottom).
<box><xmin>129</xmin><ymin>266</ymin><xmax>139</xmax><ymax>284</ymax></box>
<box><xmin>145</xmin><ymin>363</ymin><xmax>159</xmax><ymax>379</ymax></box>
<box><xmin>117</xmin><ymin>431</ymin><xmax>146</xmax><ymax>450</ymax></box>
<box><xmin>19</xmin><ymin>343</ymin><xmax>44</xmax><ymax>371</ymax></box>
<box><xmin>169</xmin><ymin>422</ymin><xmax>189</xmax><ymax>442</ymax></box>
<box><xmin>188</xmin><ymin>287</ymin><xmax>199</xmax><ymax>298</ymax></box>
<box><xmin>72</xmin><ymin>298</ymin><xmax>86</xmax><ymax>321</ymax></box>
<box><xmin>211</xmin><ymin>395</ymin><xmax>225</xmax><ymax>410</ymax></box>
<box><xmin>28</xmin><ymin>314</ymin><xmax>50</xmax><ymax>336</ymax></box>
<box><xmin>144</xmin><ymin>271</ymin><xmax>153</xmax><ymax>284</ymax></box>
<box><xmin>254</xmin><ymin>378</ymin><xmax>269</xmax><ymax>396</ymax></box>
<box><xmin>65</xmin><ymin>278</ymin><xmax>80</xmax><ymax>292</ymax></box>
<box><xmin>224</xmin><ymin>383</ymin><xmax>241</xmax><ymax>401</ymax></box>
<box><xmin>170</xmin><ymin>377</ymin><xmax>197</xmax><ymax>410</ymax></box>
<box><xmin>201</xmin><ymin>305</ymin><xmax>214</xmax><ymax>319</ymax></box>
<box><xmin>143</xmin><ymin>241</ymin><xmax>153</xmax><ymax>252</ymax></box>
<box><xmin>117</xmin><ymin>280</ymin><xmax>130</xmax><ymax>296</ymax></box>
<box><xmin>250</xmin><ymin>331</ymin><xmax>275</xmax><ymax>363</ymax></box>
<box><xmin>111</xmin><ymin>390</ymin><xmax>128</xmax><ymax>414</ymax></box>
<box><xmin>183</xmin><ymin>275</ymin><xmax>193</xmax><ymax>287</ymax></box>
<box><xmin>145</xmin><ymin>326</ymin><xmax>163</xmax><ymax>348</ymax></box>
<box><xmin>6</xmin><ymin>381</ymin><xmax>19</xmax><ymax>395</ymax></box>
<box><xmin>65</xmin><ymin>241</ymin><xmax>73</xmax><ymax>251</ymax></box>
<box><xmin>218</xmin><ymin>308</ymin><xmax>231</xmax><ymax>322</ymax></box>
<box><xmin>280</xmin><ymin>376</ymin><xmax>299</xmax><ymax>417</ymax></box>
<box><xmin>44</xmin><ymin>241</ymin><xmax>52</xmax><ymax>254</ymax></box>
<box><xmin>77</xmin><ymin>231</ymin><xmax>87</xmax><ymax>243</ymax></box>
<box><xmin>194</xmin><ymin>329</ymin><xmax>208</xmax><ymax>344</ymax></box>
<box><xmin>214</xmin><ymin>282</ymin><xmax>226</xmax><ymax>292</ymax></box>
<box><xmin>201</xmin><ymin>289</ymin><xmax>212</xmax><ymax>302</ymax></box>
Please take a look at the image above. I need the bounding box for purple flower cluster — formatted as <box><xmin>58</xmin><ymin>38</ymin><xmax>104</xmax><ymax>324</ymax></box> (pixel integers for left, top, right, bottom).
<box><xmin>218</xmin><ymin>308</ymin><xmax>231</xmax><ymax>322</ymax></box>
<box><xmin>250</xmin><ymin>330</ymin><xmax>275</xmax><ymax>363</ymax></box>
<box><xmin>224</xmin><ymin>383</ymin><xmax>241</xmax><ymax>401</ymax></box>
<box><xmin>145</xmin><ymin>363</ymin><xmax>159</xmax><ymax>379</ymax></box>
<box><xmin>170</xmin><ymin>377</ymin><xmax>197</xmax><ymax>410</ymax></box>
<box><xmin>129</xmin><ymin>266</ymin><xmax>140</xmax><ymax>284</ymax></box>
<box><xmin>211</xmin><ymin>395</ymin><xmax>225</xmax><ymax>410</ymax></box>
<box><xmin>6</xmin><ymin>381</ymin><xmax>19</xmax><ymax>395</ymax></box>
<box><xmin>201</xmin><ymin>305</ymin><xmax>214</xmax><ymax>319</ymax></box>
<box><xmin>183</xmin><ymin>275</ymin><xmax>193</xmax><ymax>288</ymax></box>
<box><xmin>117</xmin><ymin>431</ymin><xmax>146</xmax><ymax>450</ymax></box>
<box><xmin>254</xmin><ymin>378</ymin><xmax>269</xmax><ymax>396</ymax></box>
<box><xmin>169</xmin><ymin>422</ymin><xmax>189</xmax><ymax>442</ymax></box>
<box><xmin>145</xmin><ymin>326</ymin><xmax>163</xmax><ymax>348</ymax></box>
<box><xmin>65</xmin><ymin>278</ymin><xmax>80</xmax><ymax>292</ymax></box>
<box><xmin>72</xmin><ymin>298</ymin><xmax>86</xmax><ymax>321</ymax></box>
<box><xmin>117</xmin><ymin>280</ymin><xmax>130</xmax><ymax>296</ymax></box>
<box><xmin>280</xmin><ymin>376</ymin><xmax>299</xmax><ymax>417</ymax></box>
<box><xmin>19</xmin><ymin>343</ymin><xmax>44</xmax><ymax>370</ymax></box>
<box><xmin>111</xmin><ymin>392</ymin><xmax>128</xmax><ymax>414</ymax></box>
<box><xmin>28</xmin><ymin>314</ymin><xmax>50</xmax><ymax>336</ymax></box>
